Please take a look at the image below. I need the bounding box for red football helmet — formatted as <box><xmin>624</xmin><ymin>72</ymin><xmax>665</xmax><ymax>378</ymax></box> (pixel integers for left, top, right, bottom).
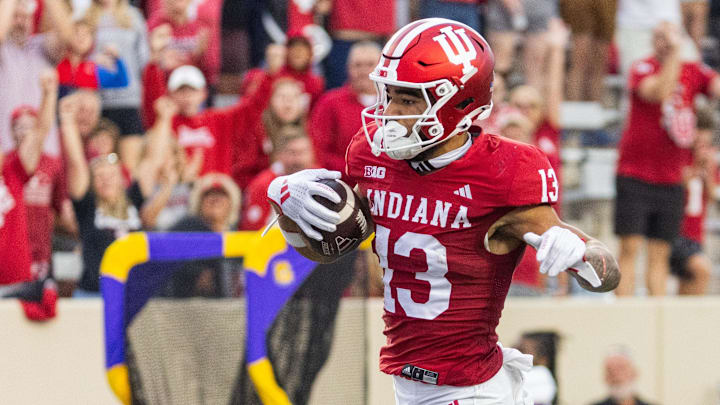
<box><xmin>362</xmin><ymin>18</ymin><xmax>495</xmax><ymax>160</ymax></box>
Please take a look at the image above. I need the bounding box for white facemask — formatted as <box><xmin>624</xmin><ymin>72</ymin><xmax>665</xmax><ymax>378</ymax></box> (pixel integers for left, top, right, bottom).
<box><xmin>373</xmin><ymin>121</ymin><xmax>423</xmax><ymax>160</ymax></box>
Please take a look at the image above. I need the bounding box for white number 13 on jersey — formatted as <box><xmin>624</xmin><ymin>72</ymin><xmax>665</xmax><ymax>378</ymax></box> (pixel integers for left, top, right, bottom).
<box><xmin>538</xmin><ymin>168</ymin><xmax>559</xmax><ymax>203</ymax></box>
<box><xmin>375</xmin><ymin>225</ymin><xmax>451</xmax><ymax>320</ymax></box>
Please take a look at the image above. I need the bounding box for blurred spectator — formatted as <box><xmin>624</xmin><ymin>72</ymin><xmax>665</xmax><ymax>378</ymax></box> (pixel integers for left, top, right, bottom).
<box><xmin>165</xmin><ymin>172</ymin><xmax>241</xmax><ymax>297</ymax></box>
<box><xmin>680</xmin><ymin>0</ymin><xmax>709</xmax><ymax>51</ymax></box>
<box><xmin>86</xmin><ymin>117</ymin><xmax>120</xmax><ymax>157</ymax></box>
<box><xmin>560</xmin><ymin>0</ymin><xmax>616</xmax><ymax>102</ymax></box>
<box><xmin>669</xmin><ymin>109</ymin><xmax>716</xmax><ymax>295</ymax></box>
<box><xmin>322</xmin><ymin>0</ymin><xmax>394</xmax><ymax>89</ymax></box>
<box><xmin>242</xmin><ymin>37</ymin><xmax>324</xmax><ymax>110</ymax></box>
<box><xmin>260</xmin><ymin>78</ymin><xmax>309</xmax><ymax>154</ymax></box>
<box><xmin>83</xmin><ymin>0</ymin><xmax>150</xmax><ymax>175</ymax></box>
<box><xmin>419</xmin><ymin>0</ymin><xmax>482</xmax><ymax>31</ymax></box>
<box><xmin>60</xmin><ymin>94</ymin><xmax>169</xmax><ymax>297</ymax></box>
<box><xmin>147</xmin><ymin>0</ymin><xmax>214</xmax><ymax>89</ymax></box>
<box><xmin>516</xmin><ymin>331</ymin><xmax>559</xmax><ymax>405</ymax></box>
<box><xmin>186</xmin><ymin>173</ymin><xmax>240</xmax><ymax>231</ymax></box>
<box><xmin>615</xmin><ymin>0</ymin><xmax>697</xmax><ymax>79</ymax></box>
<box><xmin>69</xmin><ymin>89</ymin><xmax>103</xmax><ymax>142</ymax></box>
<box><xmin>0</xmin><ymin>0</ymin><xmax>73</xmax><ymax>155</ymax></box>
<box><xmin>56</xmin><ymin>19</ymin><xmax>129</xmax><ymax>98</ymax></box>
<box><xmin>13</xmin><ymin>105</ymin><xmax>67</xmax><ymax>282</ymax></box>
<box><xmin>590</xmin><ymin>348</ymin><xmax>653</xmax><ymax>405</ymax></box>
<box><xmin>0</xmin><ymin>70</ymin><xmax>58</xmax><ymax>320</ymax></box>
<box><xmin>152</xmin><ymin>65</ymin><xmax>273</xmax><ymax>189</ymax></box>
<box><xmin>614</xmin><ymin>22</ymin><xmax>720</xmax><ymax>296</ymax></box>
<box><xmin>485</xmin><ymin>0</ymin><xmax>558</xmax><ymax>88</ymax></box>
<box><xmin>240</xmin><ymin>128</ymin><xmax>314</xmax><ymax>230</ymax></box>
<box><xmin>136</xmin><ymin>96</ymin><xmax>201</xmax><ymax>230</ymax></box>
<box><xmin>278</xmin><ymin>34</ymin><xmax>325</xmax><ymax>107</ymax></box>
<box><xmin>310</xmin><ymin>41</ymin><xmax>380</xmax><ymax>174</ymax></box>
<box><xmin>144</xmin><ymin>0</ymin><xmax>222</xmax><ymax>84</ymax></box>
<box><xmin>240</xmin><ymin>43</ymin><xmax>286</xmax><ymax>96</ymax></box>
<box><xmin>476</xmin><ymin>72</ymin><xmax>509</xmax><ymax>135</ymax></box>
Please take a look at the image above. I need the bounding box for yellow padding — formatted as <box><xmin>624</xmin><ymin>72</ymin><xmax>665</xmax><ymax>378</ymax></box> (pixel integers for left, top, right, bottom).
<box><xmin>107</xmin><ymin>365</ymin><xmax>131</xmax><ymax>405</ymax></box>
<box><xmin>222</xmin><ymin>231</ymin><xmax>259</xmax><ymax>258</ymax></box>
<box><xmin>247</xmin><ymin>358</ymin><xmax>292</xmax><ymax>405</ymax></box>
<box><xmin>100</xmin><ymin>233</ymin><xmax>149</xmax><ymax>282</ymax></box>
<box><xmin>241</xmin><ymin>229</ymin><xmax>289</xmax><ymax>277</ymax></box>
<box><xmin>359</xmin><ymin>233</ymin><xmax>375</xmax><ymax>250</ymax></box>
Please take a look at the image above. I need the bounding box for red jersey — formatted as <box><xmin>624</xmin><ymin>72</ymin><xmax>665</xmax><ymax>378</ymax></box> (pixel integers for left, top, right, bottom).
<box><xmin>680</xmin><ymin>175</ymin><xmax>708</xmax><ymax>243</ymax></box>
<box><xmin>310</xmin><ymin>85</ymin><xmax>366</xmax><ymax>174</ymax></box>
<box><xmin>0</xmin><ymin>153</ymin><xmax>32</xmax><ymax>285</ymax></box>
<box><xmin>618</xmin><ymin>57</ymin><xmax>717</xmax><ymax>185</ymax></box>
<box><xmin>22</xmin><ymin>154</ymin><xmax>65</xmax><ymax>277</ymax></box>
<box><xmin>346</xmin><ymin>129</ymin><xmax>558</xmax><ymax>386</ymax></box>
<box><xmin>171</xmin><ymin>76</ymin><xmax>273</xmax><ymax>187</ymax></box>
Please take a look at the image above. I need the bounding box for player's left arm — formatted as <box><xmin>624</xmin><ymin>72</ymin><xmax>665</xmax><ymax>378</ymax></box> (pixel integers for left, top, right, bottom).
<box><xmin>491</xmin><ymin>204</ymin><xmax>620</xmax><ymax>293</ymax></box>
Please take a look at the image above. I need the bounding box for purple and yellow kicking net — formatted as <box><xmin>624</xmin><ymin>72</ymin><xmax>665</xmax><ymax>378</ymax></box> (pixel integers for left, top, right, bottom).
<box><xmin>100</xmin><ymin>229</ymin><xmax>339</xmax><ymax>405</ymax></box>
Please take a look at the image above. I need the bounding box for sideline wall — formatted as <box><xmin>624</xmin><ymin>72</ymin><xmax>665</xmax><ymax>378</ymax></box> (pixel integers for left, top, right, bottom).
<box><xmin>1</xmin><ymin>298</ymin><xmax>719</xmax><ymax>405</ymax></box>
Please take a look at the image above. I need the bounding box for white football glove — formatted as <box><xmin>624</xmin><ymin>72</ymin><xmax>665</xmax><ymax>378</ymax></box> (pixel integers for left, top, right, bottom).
<box><xmin>267</xmin><ymin>169</ymin><xmax>342</xmax><ymax>241</ymax></box>
<box><xmin>523</xmin><ymin>226</ymin><xmax>602</xmax><ymax>288</ymax></box>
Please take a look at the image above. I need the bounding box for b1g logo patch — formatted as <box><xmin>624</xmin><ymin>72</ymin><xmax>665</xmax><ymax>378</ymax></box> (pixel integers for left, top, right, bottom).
<box><xmin>432</xmin><ymin>26</ymin><xmax>477</xmax><ymax>76</ymax></box>
<box><xmin>364</xmin><ymin>165</ymin><xmax>386</xmax><ymax>179</ymax></box>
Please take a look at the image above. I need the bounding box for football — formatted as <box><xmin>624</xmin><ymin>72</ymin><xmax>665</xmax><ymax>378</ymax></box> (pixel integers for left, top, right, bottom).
<box><xmin>273</xmin><ymin>179</ymin><xmax>373</xmax><ymax>263</ymax></box>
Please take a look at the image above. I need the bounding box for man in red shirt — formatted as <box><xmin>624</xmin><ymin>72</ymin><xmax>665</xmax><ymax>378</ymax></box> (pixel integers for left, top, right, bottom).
<box><xmin>162</xmin><ymin>65</ymin><xmax>272</xmax><ymax>188</ymax></box>
<box><xmin>0</xmin><ymin>70</ymin><xmax>58</xmax><ymax>320</ymax></box>
<box><xmin>240</xmin><ymin>130</ymin><xmax>314</xmax><ymax>231</ymax></box>
<box><xmin>269</xmin><ymin>19</ymin><xmax>619</xmax><ymax>403</ymax></box>
<box><xmin>615</xmin><ymin>21</ymin><xmax>720</xmax><ymax>296</ymax></box>
<box><xmin>310</xmin><ymin>41</ymin><xmax>380</xmax><ymax>175</ymax></box>
<box><xmin>11</xmin><ymin>106</ymin><xmax>66</xmax><ymax>281</ymax></box>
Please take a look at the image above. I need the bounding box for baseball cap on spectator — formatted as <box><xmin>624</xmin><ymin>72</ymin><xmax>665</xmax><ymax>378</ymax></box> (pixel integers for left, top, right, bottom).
<box><xmin>11</xmin><ymin>105</ymin><xmax>38</xmax><ymax>126</ymax></box>
<box><xmin>189</xmin><ymin>173</ymin><xmax>241</xmax><ymax>226</ymax></box>
<box><xmin>168</xmin><ymin>65</ymin><xmax>206</xmax><ymax>91</ymax></box>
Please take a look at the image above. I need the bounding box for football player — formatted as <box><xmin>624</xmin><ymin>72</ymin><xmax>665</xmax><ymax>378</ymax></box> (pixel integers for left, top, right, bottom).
<box><xmin>268</xmin><ymin>18</ymin><xmax>620</xmax><ymax>405</ymax></box>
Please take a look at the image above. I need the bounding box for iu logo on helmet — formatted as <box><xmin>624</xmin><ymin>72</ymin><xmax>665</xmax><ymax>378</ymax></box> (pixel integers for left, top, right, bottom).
<box><xmin>432</xmin><ymin>26</ymin><xmax>477</xmax><ymax>77</ymax></box>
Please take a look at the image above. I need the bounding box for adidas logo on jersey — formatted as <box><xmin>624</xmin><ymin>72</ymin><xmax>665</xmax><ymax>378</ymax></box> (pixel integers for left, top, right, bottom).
<box><xmin>453</xmin><ymin>184</ymin><xmax>472</xmax><ymax>200</ymax></box>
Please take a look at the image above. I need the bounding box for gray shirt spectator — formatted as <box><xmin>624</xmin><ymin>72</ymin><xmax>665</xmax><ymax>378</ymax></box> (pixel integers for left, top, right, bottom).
<box><xmin>88</xmin><ymin>4</ymin><xmax>150</xmax><ymax>109</ymax></box>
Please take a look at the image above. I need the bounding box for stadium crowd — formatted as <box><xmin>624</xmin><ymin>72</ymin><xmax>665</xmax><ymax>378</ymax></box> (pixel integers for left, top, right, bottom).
<box><xmin>2</xmin><ymin>0</ymin><xmax>720</xmax><ymax>319</ymax></box>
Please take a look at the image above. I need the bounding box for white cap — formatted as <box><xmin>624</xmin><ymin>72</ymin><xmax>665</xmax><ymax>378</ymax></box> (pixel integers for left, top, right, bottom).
<box><xmin>167</xmin><ymin>65</ymin><xmax>206</xmax><ymax>91</ymax></box>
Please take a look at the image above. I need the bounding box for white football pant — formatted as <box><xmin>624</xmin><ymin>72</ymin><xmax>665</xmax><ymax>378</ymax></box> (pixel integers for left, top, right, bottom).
<box><xmin>392</xmin><ymin>346</ymin><xmax>533</xmax><ymax>405</ymax></box>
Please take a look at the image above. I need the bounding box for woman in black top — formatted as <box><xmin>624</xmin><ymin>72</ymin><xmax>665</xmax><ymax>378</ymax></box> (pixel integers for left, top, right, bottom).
<box><xmin>60</xmin><ymin>93</ymin><xmax>174</xmax><ymax>296</ymax></box>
